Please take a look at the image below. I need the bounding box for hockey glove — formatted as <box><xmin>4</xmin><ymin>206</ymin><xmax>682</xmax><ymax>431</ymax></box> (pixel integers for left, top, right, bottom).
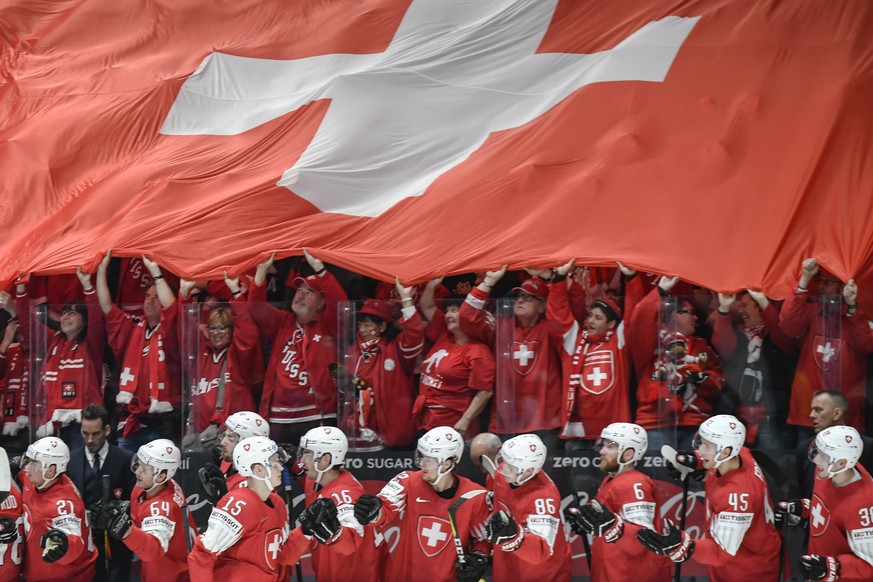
<box><xmin>107</xmin><ymin>507</ymin><xmax>133</xmax><ymax>540</ymax></box>
<box><xmin>563</xmin><ymin>502</ymin><xmax>586</xmax><ymax>536</ymax></box>
<box><xmin>636</xmin><ymin>519</ymin><xmax>695</xmax><ymax>563</ymax></box>
<box><xmin>40</xmin><ymin>529</ymin><xmax>69</xmax><ymax>562</ymax></box>
<box><xmin>89</xmin><ymin>499</ymin><xmax>123</xmax><ymax>530</ymax></box>
<box><xmin>289</xmin><ymin>460</ymin><xmax>306</xmax><ymax>480</ymax></box>
<box><xmin>800</xmin><ymin>554</ymin><xmax>841</xmax><ymax>581</ymax></box>
<box><xmin>354</xmin><ymin>494</ymin><xmax>382</xmax><ymax>525</ymax></box>
<box><xmin>197</xmin><ymin>464</ymin><xmax>228</xmax><ymax>504</ymax></box>
<box><xmin>776</xmin><ymin>498</ymin><xmax>810</xmax><ymax>528</ymax></box>
<box><xmin>487</xmin><ymin>509</ymin><xmax>524</xmax><ymax>551</ymax></box>
<box><xmin>456</xmin><ymin>550</ymin><xmax>489</xmax><ymax>582</ymax></box>
<box><xmin>577</xmin><ymin>500</ymin><xmax>624</xmax><ymax>543</ymax></box>
<box><xmin>666</xmin><ymin>450</ymin><xmax>706</xmax><ymax>482</ymax></box>
<box><xmin>300</xmin><ymin>497</ymin><xmax>341</xmax><ymax>544</ymax></box>
<box><xmin>0</xmin><ymin>517</ymin><xmax>17</xmax><ymax>543</ymax></box>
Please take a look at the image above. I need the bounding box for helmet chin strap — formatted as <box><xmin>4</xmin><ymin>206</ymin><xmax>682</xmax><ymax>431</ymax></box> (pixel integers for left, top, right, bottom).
<box><xmin>144</xmin><ymin>471</ymin><xmax>169</xmax><ymax>494</ymax></box>
<box><xmin>432</xmin><ymin>461</ymin><xmax>455</xmax><ymax>488</ymax></box>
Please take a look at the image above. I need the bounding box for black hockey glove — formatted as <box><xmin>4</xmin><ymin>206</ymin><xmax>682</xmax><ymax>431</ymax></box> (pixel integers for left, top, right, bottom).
<box><xmin>106</xmin><ymin>507</ymin><xmax>133</xmax><ymax>540</ymax></box>
<box><xmin>456</xmin><ymin>550</ymin><xmax>489</xmax><ymax>582</ymax></box>
<box><xmin>0</xmin><ymin>517</ymin><xmax>17</xmax><ymax>543</ymax></box>
<box><xmin>636</xmin><ymin>519</ymin><xmax>695</xmax><ymax>563</ymax></box>
<box><xmin>40</xmin><ymin>529</ymin><xmax>69</xmax><ymax>562</ymax></box>
<box><xmin>300</xmin><ymin>497</ymin><xmax>341</xmax><ymax>544</ymax></box>
<box><xmin>89</xmin><ymin>499</ymin><xmax>125</xmax><ymax>530</ymax></box>
<box><xmin>800</xmin><ymin>554</ymin><xmax>841</xmax><ymax>581</ymax></box>
<box><xmin>666</xmin><ymin>451</ymin><xmax>706</xmax><ymax>482</ymax></box>
<box><xmin>197</xmin><ymin>463</ymin><xmax>228</xmax><ymax>504</ymax></box>
<box><xmin>563</xmin><ymin>502</ymin><xmax>586</xmax><ymax>536</ymax></box>
<box><xmin>354</xmin><ymin>494</ymin><xmax>382</xmax><ymax>525</ymax></box>
<box><xmin>487</xmin><ymin>509</ymin><xmax>523</xmax><ymax>551</ymax></box>
<box><xmin>577</xmin><ymin>500</ymin><xmax>624</xmax><ymax>543</ymax></box>
<box><xmin>776</xmin><ymin>498</ymin><xmax>810</xmax><ymax>529</ymax></box>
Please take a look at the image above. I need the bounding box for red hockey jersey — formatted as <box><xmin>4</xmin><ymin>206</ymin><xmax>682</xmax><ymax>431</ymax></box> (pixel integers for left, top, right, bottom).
<box><xmin>0</xmin><ymin>483</ymin><xmax>23</xmax><ymax>582</ymax></box>
<box><xmin>590</xmin><ymin>468</ymin><xmax>672</xmax><ymax>582</ymax></box>
<box><xmin>21</xmin><ymin>473</ymin><xmax>97</xmax><ymax>582</ymax></box>
<box><xmin>490</xmin><ymin>470</ymin><xmax>570</xmax><ymax>582</ymax></box>
<box><xmin>286</xmin><ymin>470</ymin><xmax>386</xmax><ymax>581</ymax></box>
<box><xmin>123</xmin><ymin>479</ymin><xmax>195</xmax><ymax>582</ymax></box>
<box><xmin>809</xmin><ymin>464</ymin><xmax>873</xmax><ymax>581</ymax></box>
<box><xmin>694</xmin><ymin>447</ymin><xmax>781</xmax><ymax>582</ymax></box>
<box><xmin>188</xmin><ymin>487</ymin><xmax>291</xmax><ymax>582</ymax></box>
<box><xmin>371</xmin><ymin>471</ymin><xmax>490</xmax><ymax>582</ymax></box>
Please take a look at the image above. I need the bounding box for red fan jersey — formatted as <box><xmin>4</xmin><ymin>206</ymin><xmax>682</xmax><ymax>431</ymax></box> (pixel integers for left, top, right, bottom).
<box><xmin>779</xmin><ymin>291</ymin><xmax>873</xmax><ymax>431</ymax></box>
<box><xmin>590</xmin><ymin>468</ymin><xmax>672</xmax><ymax>582</ymax></box>
<box><xmin>0</xmin><ymin>342</ymin><xmax>28</xmax><ymax>429</ymax></box>
<box><xmin>547</xmin><ymin>280</ymin><xmax>630</xmax><ymax>440</ymax></box>
<box><xmin>460</xmin><ymin>287</ymin><xmax>562</xmax><ymax>434</ymax></box>
<box><xmin>21</xmin><ymin>473</ymin><xmax>97</xmax><ymax>582</ymax></box>
<box><xmin>809</xmin><ymin>464</ymin><xmax>873</xmax><ymax>580</ymax></box>
<box><xmin>188</xmin><ymin>487</ymin><xmax>291</xmax><ymax>582</ymax></box>
<box><xmin>0</xmin><ymin>483</ymin><xmax>23</xmax><ymax>582</ymax></box>
<box><xmin>490</xmin><ymin>470</ymin><xmax>570</xmax><ymax>582</ymax></box>
<box><xmin>286</xmin><ymin>470</ymin><xmax>387</xmax><ymax>581</ymax></box>
<box><xmin>415</xmin><ymin>309</ymin><xmax>495</xmax><ymax>432</ymax></box>
<box><xmin>248</xmin><ymin>276</ymin><xmax>346</xmax><ymax>425</ymax></box>
<box><xmin>370</xmin><ymin>471</ymin><xmax>490</xmax><ymax>582</ymax></box>
<box><xmin>123</xmin><ymin>480</ymin><xmax>195</xmax><ymax>582</ymax></box>
<box><xmin>349</xmin><ymin>307</ymin><xmax>424</xmax><ymax>447</ymax></box>
<box><xmin>693</xmin><ymin>447</ymin><xmax>781</xmax><ymax>582</ymax></box>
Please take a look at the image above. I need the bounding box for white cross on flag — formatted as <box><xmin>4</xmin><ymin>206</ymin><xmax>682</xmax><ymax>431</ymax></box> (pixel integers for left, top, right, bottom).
<box><xmin>3</xmin><ymin>0</ymin><xmax>873</xmax><ymax>304</ymax></box>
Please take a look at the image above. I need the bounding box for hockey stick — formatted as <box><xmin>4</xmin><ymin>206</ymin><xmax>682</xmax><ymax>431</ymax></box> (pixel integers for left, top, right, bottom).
<box><xmin>751</xmin><ymin>449</ymin><xmax>789</xmax><ymax>582</ymax></box>
<box><xmin>102</xmin><ymin>475</ymin><xmax>112</xmax><ymax>570</ymax></box>
<box><xmin>447</xmin><ymin>488</ymin><xmax>488</xmax><ymax>582</ymax></box>
<box><xmin>662</xmin><ymin>445</ymin><xmax>691</xmax><ymax>582</ymax></box>
<box><xmin>280</xmin><ymin>462</ymin><xmax>304</xmax><ymax>582</ymax></box>
<box><xmin>0</xmin><ymin>447</ymin><xmax>10</xmax><ymax>504</ymax></box>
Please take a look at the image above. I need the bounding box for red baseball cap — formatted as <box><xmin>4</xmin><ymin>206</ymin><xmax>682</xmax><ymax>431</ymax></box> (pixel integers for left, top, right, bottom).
<box><xmin>592</xmin><ymin>297</ymin><xmax>622</xmax><ymax>321</ymax></box>
<box><xmin>293</xmin><ymin>274</ymin><xmax>325</xmax><ymax>294</ymax></box>
<box><xmin>512</xmin><ymin>277</ymin><xmax>549</xmax><ymax>299</ymax></box>
<box><xmin>358</xmin><ymin>299</ymin><xmax>394</xmax><ymax>322</ymax></box>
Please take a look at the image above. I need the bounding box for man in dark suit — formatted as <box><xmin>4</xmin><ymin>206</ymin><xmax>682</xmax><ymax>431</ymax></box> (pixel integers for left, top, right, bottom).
<box><xmin>797</xmin><ymin>389</ymin><xmax>873</xmax><ymax>497</ymax></box>
<box><xmin>68</xmin><ymin>404</ymin><xmax>135</xmax><ymax>582</ymax></box>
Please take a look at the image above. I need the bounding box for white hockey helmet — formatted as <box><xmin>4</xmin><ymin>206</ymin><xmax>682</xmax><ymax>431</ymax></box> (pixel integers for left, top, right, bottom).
<box><xmin>299</xmin><ymin>426</ymin><xmax>348</xmax><ymax>466</ymax></box>
<box><xmin>23</xmin><ymin>437</ymin><xmax>70</xmax><ymax>475</ymax></box>
<box><xmin>416</xmin><ymin>427</ymin><xmax>464</xmax><ymax>487</ymax></box>
<box><xmin>133</xmin><ymin>439</ymin><xmax>181</xmax><ymax>481</ymax></box>
<box><xmin>599</xmin><ymin>423</ymin><xmax>648</xmax><ymax>467</ymax></box>
<box><xmin>694</xmin><ymin>415</ymin><xmax>745</xmax><ymax>469</ymax></box>
<box><xmin>810</xmin><ymin>426</ymin><xmax>863</xmax><ymax>477</ymax></box>
<box><xmin>498</xmin><ymin>434</ymin><xmax>547</xmax><ymax>486</ymax></box>
<box><xmin>222</xmin><ymin>411</ymin><xmax>269</xmax><ymax>440</ymax></box>
<box><xmin>234</xmin><ymin>436</ymin><xmax>287</xmax><ymax>482</ymax></box>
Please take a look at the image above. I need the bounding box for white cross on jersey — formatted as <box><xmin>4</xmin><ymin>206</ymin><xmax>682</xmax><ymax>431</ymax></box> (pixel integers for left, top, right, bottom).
<box><xmin>266</xmin><ymin>533</ymin><xmax>282</xmax><ymax>561</ymax></box>
<box><xmin>513</xmin><ymin>344</ymin><xmax>535</xmax><ymax>367</ymax></box>
<box><xmin>119</xmin><ymin>367</ymin><xmax>135</xmax><ymax>386</ymax></box>
<box><xmin>313</xmin><ymin>334</ymin><xmax>322</xmax><ymax>343</ymax></box>
<box><xmin>817</xmin><ymin>342</ymin><xmax>836</xmax><ymax>363</ymax></box>
<box><xmin>421</xmin><ymin>521</ymin><xmax>449</xmax><ymax>547</ymax></box>
<box><xmin>586</xmin><ymin>367</ymin><xmax>608</xmax><ymax>387</ymax></box>
<box><xmin>811</xmin><ymin>502</ymin><xmax>826</xmax><ymax>529</ymax></box>
<box><xmin>163</xmin><ymin>0</ymin><xmax>699</xmax><ymax>216</ymax></box>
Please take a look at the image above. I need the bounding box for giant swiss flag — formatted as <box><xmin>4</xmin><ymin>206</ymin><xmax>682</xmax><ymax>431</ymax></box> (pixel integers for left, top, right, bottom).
<box><xmin>2</xmin><ymin>0</ymin><xmax>873</xmax><ymax>297</ymax></box>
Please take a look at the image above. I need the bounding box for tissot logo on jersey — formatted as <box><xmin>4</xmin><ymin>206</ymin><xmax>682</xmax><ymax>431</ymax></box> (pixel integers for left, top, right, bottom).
<box><xmin>417</xmin><ymin>516</ymin><xmax>452</xmax><ymax>557</ymax></box>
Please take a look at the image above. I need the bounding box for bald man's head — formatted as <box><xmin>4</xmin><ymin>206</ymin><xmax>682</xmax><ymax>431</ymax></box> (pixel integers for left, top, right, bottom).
<box><xmin>470</xmin><ymin>432</ymin><xmax>502</xmax><ymax>474</ymax></box>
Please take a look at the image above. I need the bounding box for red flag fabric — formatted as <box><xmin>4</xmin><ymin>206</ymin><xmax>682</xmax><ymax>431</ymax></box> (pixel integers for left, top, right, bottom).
<box><xmin>2</xmin><ymin>0</ymin><xmax>873</xmax><ymax>299</ymax></box>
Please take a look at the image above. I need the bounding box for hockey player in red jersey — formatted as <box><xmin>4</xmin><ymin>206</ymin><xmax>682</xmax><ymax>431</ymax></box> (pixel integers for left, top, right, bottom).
<box><xmin>638</xmin><ymin>415</ymin><xmax>781</xmax><ymax>582</ymax></box>
<box><xmin>564</xmin><ymin>423</ymin><xmax>672</xmax><ymax>582</ymax></box>
<box><xmin>20</xmin><ymin>437</ymin><xmax>97</xmax><ymax>582</ymax></box>
<box><xmin>188</xmin><ymin>436</ymin><xmax>294</xmax><ymax>581</ymax></box>
<box><xmin>0</xmin><ymin>475</ymin><xmax>23</xmax><ymax>582</ymax></box>
<box><xmin>486</xmin><ymin>434</ymin><xmax>570</xmax><ymax>581</ymax></box>
<box><xmin>91</xmin><ymin>439</ymin><xmax>193</xmax><ymax>582</ymax></box>
<box><xmin>354</xmin><ymin>427</ymin><xmax>491</xmax><ymax>582</ymax></box>
<box><xmin>198</xmin><ymin>411</ymin><xmax>271</xmax><ymax>503</ymax></box>
<box><xmin>779</xmin><ymin>426</ymin><xmax>873</xmax><ymax>581</ymax></box>
<box><xmin>284</xmin><ymin>427</ymin><xmax>386</xmax><ymax>581</ymax></box>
